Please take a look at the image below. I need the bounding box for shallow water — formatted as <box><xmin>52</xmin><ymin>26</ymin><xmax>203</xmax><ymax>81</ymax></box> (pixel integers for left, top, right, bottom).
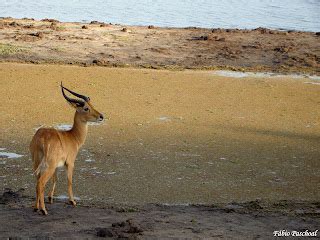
<box><xmin>0</xmin><ymin>148</ymin><xmax>23</xmax><ymax>159</ymax></box>
<box><xmin>55</xmin><ymin>124</ymin><xmax>72</xmax><ymax>131</ymax></box>
<box><xmin>55</xmin><ymin>122</ymin><xmax>103</xmax><ymax>131</ymax></box>
<box><xmin>55</xmin><ymin>195</ymin><xmax>81</xmax><ymax>201</ymax></box>
<box><xmin>0</xmin><ymin>0</ymin><xmax>319</xmax><ymax>31</ymax></box>
<box><xmin>212</xmin><ymin>70</ymin><xmax>320</xmax><ymax>80</ymax></box>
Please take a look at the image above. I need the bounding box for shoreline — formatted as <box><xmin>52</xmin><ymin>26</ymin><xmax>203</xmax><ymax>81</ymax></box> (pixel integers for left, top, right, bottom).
<box><xmin>0</xmin><ymin>17</ymin><xmax>319</xmax><ymax>74</ymax></box>
<box><xmin>3</xmin><ymin>16</ymin><xmax>318</xmax><ymax>33</ymax></box>
<box><xmin>1</xmin><ymin>188</ymin><xmax>319</xmax><ymax>239</ymax></box>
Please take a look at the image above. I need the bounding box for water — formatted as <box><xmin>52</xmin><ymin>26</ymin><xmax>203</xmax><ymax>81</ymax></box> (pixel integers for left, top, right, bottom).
<box><xmin>55</xmin><ymin>124</ymin><xmax>72</xmax><ymax>131</ymax></box>
<box><xmin>212</xmin><ymin>71</ymin><xmax>320</xmax><ymax>80</ymax></box>
<box><xmin>55</xmin><ymin>122</ymin><xmax>103</xmax><ymax>131</ymax></box>
<box><xmin>0</xmin><ymin>148</ymin><xmax>24</xmax><ymax>159</ymax></box>
<box><xmin>0</xmin><ymin>0</ymin><xmax>319</xmax><ymax>31</ymax></box>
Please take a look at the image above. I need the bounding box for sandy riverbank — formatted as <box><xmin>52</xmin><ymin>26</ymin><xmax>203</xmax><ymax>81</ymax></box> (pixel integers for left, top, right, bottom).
<box><xmin>0</xmin><ymin>17</ymin><xmax>319</xmax><ymax>74</ymax></box>
<box><xmin>1</xmin><ymin>62</ymin><xmax>320</xmax><ymax>204</ymax></box>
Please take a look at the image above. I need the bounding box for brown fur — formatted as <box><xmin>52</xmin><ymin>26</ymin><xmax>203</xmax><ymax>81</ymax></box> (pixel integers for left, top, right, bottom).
<box><xmin>30</xmin><ymin>99</ymin><xmax>103</xmax><ymax>215</ymax></box>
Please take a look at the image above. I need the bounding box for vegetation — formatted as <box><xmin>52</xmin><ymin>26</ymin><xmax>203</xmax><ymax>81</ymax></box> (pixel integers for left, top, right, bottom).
<box><xmin>0</xmin><ymin>43</ymin><xmax>26</xmax><ymax>55</ymax></box>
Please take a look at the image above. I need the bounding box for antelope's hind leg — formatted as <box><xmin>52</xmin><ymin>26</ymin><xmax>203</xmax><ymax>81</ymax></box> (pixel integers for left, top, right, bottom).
<box><xmin>34</xmin><ymin>174</ymin><xmax>40</xmax><ymax>212</ymax></box>
<box><xmin>37</xmin><ymin>168</ymin><xmax>55</xmax><ymax>215</ymax></box>
<box><xmin>48</xmin><ymin>170</ymin><xmax>57</xmax><ymax>204</ymax></box>
<box><xmin>32</xmin><ymin>152</ymin><xmax>42</xmax><ymax>212</ymax></box>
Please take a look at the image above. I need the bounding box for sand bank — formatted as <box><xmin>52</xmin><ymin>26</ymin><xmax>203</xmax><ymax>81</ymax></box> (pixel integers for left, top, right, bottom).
<box><xmin>0</xmin><ymin>18</ymin><xmax>319</xmax><ymax>74</ymax></box>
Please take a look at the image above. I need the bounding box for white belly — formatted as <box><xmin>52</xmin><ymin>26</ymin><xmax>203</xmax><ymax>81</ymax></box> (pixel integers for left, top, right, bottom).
<box><xmin>57</xmin><ymin>160</ymin><xmax>65</xmax><ymax>168</ymax></box>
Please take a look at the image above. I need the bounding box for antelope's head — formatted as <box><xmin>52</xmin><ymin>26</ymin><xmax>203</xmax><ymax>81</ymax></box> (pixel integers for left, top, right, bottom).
<box><xmin>61</xmin><ymin>82</ymin><xmax>104</xmax><ymax>123</ymax></box>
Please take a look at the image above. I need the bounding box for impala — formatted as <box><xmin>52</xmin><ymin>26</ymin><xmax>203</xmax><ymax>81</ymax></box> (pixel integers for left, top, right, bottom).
<box><xmin>30</xmin><ymin>83</ymin><xmax>104</xmax><ymax>215</ymax></box>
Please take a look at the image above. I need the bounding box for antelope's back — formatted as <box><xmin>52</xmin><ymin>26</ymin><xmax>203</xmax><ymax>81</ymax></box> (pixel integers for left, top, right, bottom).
<box><xmin>30</xmin><ymin>128</ymin><xmax>64</xmax><ymax>162</ymax></box>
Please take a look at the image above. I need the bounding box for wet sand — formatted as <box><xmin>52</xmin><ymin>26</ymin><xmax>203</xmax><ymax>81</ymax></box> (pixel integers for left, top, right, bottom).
<box><xmin>1</xmin><ymin>189</ymin><xmax>319</xmax><ymax>239</ymax></box>
<box><xmin>0</xmin><ymin>18</ymin><xmax>319</xmax><ymax>74</ymax></box>
<box><xmin>1</xmin><ymin>62</ymin><xmax>320</xmax><ymax>204</ymax></box>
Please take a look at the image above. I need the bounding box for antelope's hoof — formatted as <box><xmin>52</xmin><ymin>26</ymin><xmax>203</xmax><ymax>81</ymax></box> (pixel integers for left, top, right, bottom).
<box><xmin>40</xmin><ymin>209</ymin><xmax>48</xmax><ymax>215</ymax></box>
<box><xmin>48</xmin><ymin>196</ymin><xmax>53</xmax><ymax>204</ymax></box>
<box><xmin>69</xmin><ymin>200</ymin><xmax>77</xmax><ymax>206</ymax></box>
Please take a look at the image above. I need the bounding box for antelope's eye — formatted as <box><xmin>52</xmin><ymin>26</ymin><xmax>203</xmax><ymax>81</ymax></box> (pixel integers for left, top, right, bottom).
<box><xmin>84</xmin><ymin>107</ymin><xmax>89</xmax><ymax>112</ymax></box>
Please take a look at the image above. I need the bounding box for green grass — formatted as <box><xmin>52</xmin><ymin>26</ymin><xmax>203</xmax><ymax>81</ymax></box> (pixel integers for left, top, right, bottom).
<box><xmin>51</xmin><ymin>46</ymin><xmax>65</xmax><ymax>52</ymax></box>
<box><xmin>56</xmin><ymin>26</ymin><xmax>66</xmax><ymax>31</ymax></box>
<box><xmin>0</xmin><ymin>43</ymin><xmax>26</xmax><ymax>55</ymax></box>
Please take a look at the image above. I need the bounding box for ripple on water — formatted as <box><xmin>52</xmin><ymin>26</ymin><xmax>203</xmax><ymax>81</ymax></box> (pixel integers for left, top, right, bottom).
<box><xmin>1</xmin><ymin>0</ymin><xmax>319</xmax><ymax>31</ymax></box>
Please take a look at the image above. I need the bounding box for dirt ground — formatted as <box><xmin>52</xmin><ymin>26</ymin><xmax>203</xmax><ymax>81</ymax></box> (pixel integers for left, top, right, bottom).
<box><xmin>1</xmin><ymin>189</ymin><xmax>319</xmax><ymax>239</ymax></box>
<box><xmin>0</xmin><ymin>62</ymin><xmax>320</xmax><ymax>238</ymax></box>
<box><xmin>0</xmin><ymin>17</ymin><xmax>319</xmax><ymax>74</ymax></box>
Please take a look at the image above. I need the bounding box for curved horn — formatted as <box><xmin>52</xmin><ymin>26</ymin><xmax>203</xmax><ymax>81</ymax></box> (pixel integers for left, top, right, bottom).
<box><xmin>61</xmin><ymin>82</ymin><xmax>85</xmax><ymax>107</ymax></box>
<box><xmin>60</xmin><ymin>82</ymin><xmax>89</xmax><ymax>102</ymax></box>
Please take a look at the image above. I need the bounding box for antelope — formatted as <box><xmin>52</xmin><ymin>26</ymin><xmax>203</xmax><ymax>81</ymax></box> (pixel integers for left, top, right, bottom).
<box><xmin>30</xmin><ymin>83</ymin><xmax>104</xmax><ymax>215</ymax></box>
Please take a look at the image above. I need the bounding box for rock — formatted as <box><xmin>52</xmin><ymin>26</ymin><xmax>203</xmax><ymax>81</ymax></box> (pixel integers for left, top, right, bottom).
<box><xmin>22</xmin><ymin>17</ymin><xmax>35</xmax><ymax>21</ymax></box>
<box><xmin>90</xmin><ymin>21</ymin><xmax>105</xmax><ymax>25</ymax></box>
<box><xmin>121</xmin><ymin>27</ymin><xmax>128</xmax><ymax>32</ymax></box>
<box><xmin>99</xmin><ymin>23</ymin><xmax>109</xmax><ymax>27</ymax></box>
<box><xmin>41</xmin><ymin>18</ymin><xmax>59</xmax><ymax>23</ymax></box>
<box><xmin>193</xmin><ymin>35</ymin><xmax>212</xmax><ymax>41</ymax></box>
<box><xmin>92</xmin><ymin>59</ymin><xmax>108</xmax><ymax>65</ymax></box>
<box><xmin>29</xmin><ymin>32</ymin><xmax>44</xmax><ymax>39</ymax></box>
<box><xmin>9</xmin><ymin>21</ymin><xmax>20</xmax><ymax>27</ymax></box>
<box><xmin>244</xmin><ymin>200</ymin><xmax>263</xmax><ymax>210</ymax></box>
<box><xmin>112</xmin><ymin>221</ymin><xmax>126</xmax><ymax>227</ymax></box>
<box><xmin>148</xmin><ymin>25</ymin><xmax>155</xmax><ymax>29</ymax></box>
<box><xmin>254</xmin><ymin>27</ymin><xmax>270</xmax><ymax>34</ymax></box>
<box><xmin>128</xmin><ymin>225</ymin><xmax>143</xmax><ymax>234</ymax></box>
<box><xmin>96</xmin><ymin>228</ymin><xmax>114</xmax><ymax>237</ymax></box>
<box><xmin>316</xmin><ymin>32</ymin><xmax>320</xmax><ymax>36</ymax></box>
<box><xmin>23</xmin><ymin>25</ymin><xmax>34</xmax><ymax>29</ymax></box>
<box><xmin>211</xmin><ymin>28</ymin><xmax>223</xmax><ymax>33</ymax></box>
<box><xmin>50</xmin><ymin>22</ymin><xmax>58</xmax><ymax>30</ymax></box>
<box><xmin>111</xmin><ymin>219</ymin><xmax>144</xmax><ymax>236</ymax></box>
<box><xmin>82</xmin><ymin>25</ymin><xmax>88</xmax><ymax>29</ymax></box>
<box><xmin>274</xmin><ymin>46</ymin><xmax>290</xmax><ymax>53</ymax></box>
<box><xmin>0</xmin><ymin>188</ymin><xmax>25</xmax><ymax>204</ymax></box>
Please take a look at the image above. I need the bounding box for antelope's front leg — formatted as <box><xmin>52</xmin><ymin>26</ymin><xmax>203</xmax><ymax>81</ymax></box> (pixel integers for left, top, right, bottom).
<box><xmin>67</xmin><ymin>164</ymin><xmax>76</xmax><ymax>206</ymax></box>
<box><xmin>48</xmin><ymin>170</ymin><xmax>57</xmax><ymax>204</ymax></box>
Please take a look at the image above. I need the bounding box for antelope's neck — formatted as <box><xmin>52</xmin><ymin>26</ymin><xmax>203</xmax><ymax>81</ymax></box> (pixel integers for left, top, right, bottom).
<box><xmin>70</xmin><ymin>112</ymin><xmax>88</xmax><ymax>146</ymax></box>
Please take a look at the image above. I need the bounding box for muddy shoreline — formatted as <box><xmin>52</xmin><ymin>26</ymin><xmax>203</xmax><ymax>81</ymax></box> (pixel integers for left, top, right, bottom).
<box><xmin>0</xmin><ymin>17</ymin><xmax>319</xmax><ymax>74</ymax></box>
<box><xmin>1</xmin><ymin>189</ymin><xmax>319</xmax><ymax>239</ymax></box>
